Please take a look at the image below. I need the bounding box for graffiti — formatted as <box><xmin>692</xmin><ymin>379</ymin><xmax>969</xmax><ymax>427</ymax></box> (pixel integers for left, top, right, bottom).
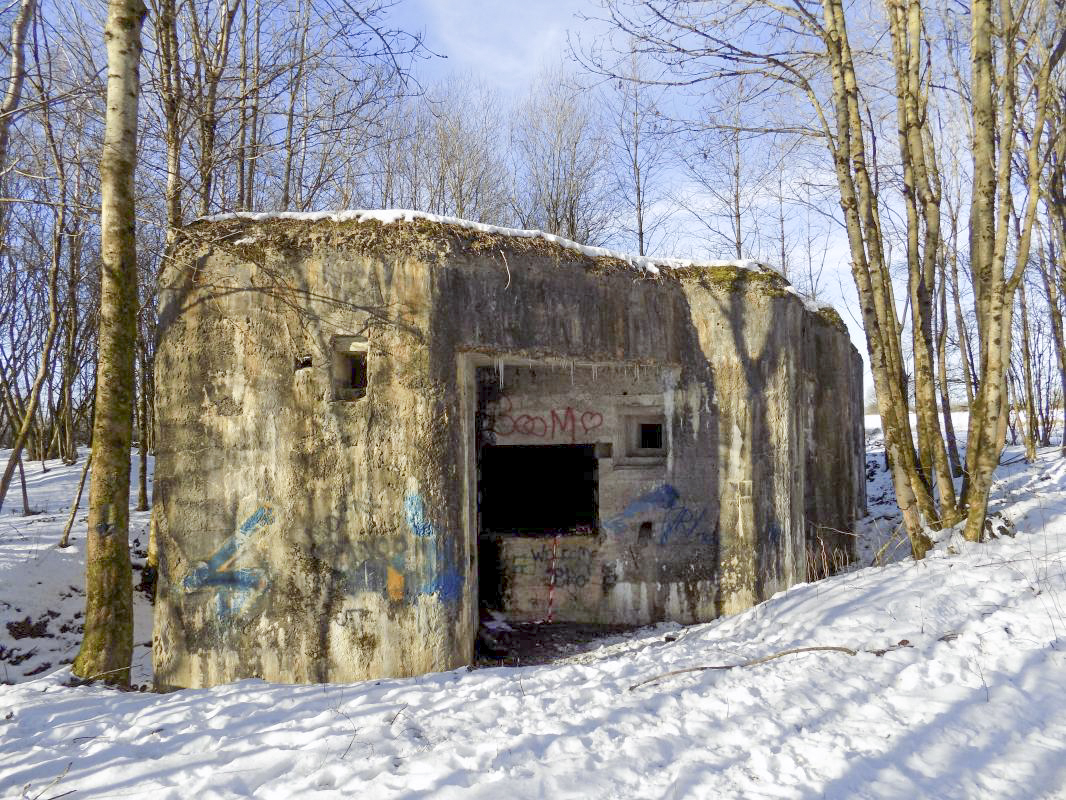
<box><xmin>314</xmin><ymin>494</ymin><xmax>465</xmax><ymax>607</ymax></box>
<box><xmin>660</xmin><ymin>505</ymin><xmax>714</xmax><ymax>545</ymax></box>
<box><xmin>181</xmin><ymin>494</ymin><xmax>465</xmax><ymax>620</ymax></box>
<box><xmin>403</xmin><ymin>492</ymin><xmax>434</xmax><ymax>538</ymax></box>
<box><xmin>507</xmin><ymin>542</ymin><xmax>595</xmax><ymax>588</ymax></box>
<box><xmin>342</xmin><ymin>544</ymin><xmax>407</xmax><ymax>601</ymax></box>
<box><xmin>341</xmin><ymin>493</ymin><xmax>463</xmax><ymax>605</ymax></box>
<box><xmin>484</xmin><ymin>394</ymin><xmax>603</xmax><ymax>442</ymax></box>
<box><xmin>182</xmin><ymin>506</ymin><xmax>274</xmax><ymax>619</ymax></box>
<box><xmin>403</xmin><ymin>491</ymin><xmax>463</xmax><ymax>604</ymax></box>
<box><xmin>602</xmin><ymin>484</ymin><xmax>680</xmax><ymax>534</ymax></box>
<box><xmin>603</xmin><ymin>484</ymin><xmax>714</xmax><ymax>544</ymax></box>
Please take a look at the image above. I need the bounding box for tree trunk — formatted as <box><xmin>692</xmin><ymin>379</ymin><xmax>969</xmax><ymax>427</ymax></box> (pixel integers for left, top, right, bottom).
<box><xmin>0</xmin><ymin>0</ymin><xmax>35</xmax><ymax>177</ymax></box>
<box><xmin>961</xmin><ymin>0</ymin><xmax>1059</xmax><ymax>541</ymax></box>
<box><xmin>17</xmin><ymin>454</ymin><xmax>29</xmax><ymax>516</ymax></box>
<box><xmin>936</xmin><ymin>249</ymin><xmax>963</xmax><ymax>476</ymax></box>
<box><xmin>136</xmin><ymin>346</ymin><xmax>149</xmax><ymax>511</ymax></box>
<box><xmin>72</xmin><ymin>0</ymin><xmax>145</xmax><ymax>686</ymax></box>
<box><xmin>0</xmin><ymin>166</ymin><xmax>64</xmax><ymax>511</ymax></box>
<box><xmin>0</xmin><ymin>0</ymin><xmax>50</xmax><ymax>513</ymax></box>
<box><xmin>281</xmin><ymin>7</ymin><xmax>308</xmax><ymax>210</ymax></box>
<box><xmin>887</xmin><ymin>0</ymin><xmax>959</xmax><ymax>524</ymax></box>
<box><xmin>59</xmin><ymin>450</ymin><xmax>92</xmax><ymax>549</ymax></box>
<box><xmin>1018</xmin><ymin>281</ymin><xmax>1039</xmax><ymax>462</ymax></box>
<box><xmin>821</xmin><ymin>0</ymin><xmax>934</xmax><ymax>556</ymax></box>
<box><xmin>1044</xmin><ymin>194</ymin><xmax>1066</xmax><ymax>457</ymax></box>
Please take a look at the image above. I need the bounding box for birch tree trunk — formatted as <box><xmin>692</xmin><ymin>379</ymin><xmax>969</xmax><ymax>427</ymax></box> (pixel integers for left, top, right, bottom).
<box><xmin>0</xmin><ymin>0</ymin><xmax>35</xmax><ymax>180</ymax></box>
<box><xmin>936</xmin><ymin>251</ymin><xmax>963</xmax><ymax>476</ymax></box>
<box><xmin>136</xmin><ymin>345</ymin><xmax>149</xmax><ymax>511</ymax></box>
<box><xmin>1044</xmin><ymin>128</ymin><xmax>1066</xmax><ymax>457</ymax></box>
<box><xmin>1018</xmin><ymin>281</ymin><xmax>1039</xmax><ymax>462</ymax></box>
<box><xmin>821</xmin><ymin>0</ymin><xmax>936</xmax><ymax>555</ymax></box>
<box><xmin>887</xmin><ymin>0</ymin><xmax>960</xmax><ymax>523</ymax></box>
<box><xmin>72</xmin><ymin>0</ymin><xmax>146</xmax><ymax>686</ymax></box>
<box><xmin>961</xmin><ymin>0</ymin><xmax>1063</xmax><ymax>541</ymax></box>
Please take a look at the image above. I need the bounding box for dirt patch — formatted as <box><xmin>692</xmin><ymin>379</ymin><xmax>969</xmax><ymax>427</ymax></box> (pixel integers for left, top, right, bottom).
<box><xmin>476</xmin><ymin>622</ymin><xmax>644</xmax><ymax>667</ymax></box>
<box><xmin>6</xmin><ymin>615</ymin><xmax>51</xmax><ymax>640</ymax></box>
<box><xmin>0</xmin><ymin>644</ymin><xmax>37</xmax><ymax>666</ymax></box>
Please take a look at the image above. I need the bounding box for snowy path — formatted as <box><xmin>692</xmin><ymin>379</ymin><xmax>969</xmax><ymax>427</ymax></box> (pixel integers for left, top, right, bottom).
<box><xmin>2</xmin><ymin>445</ymin><xmax>1066</xmax><ymax>798</ymax></box>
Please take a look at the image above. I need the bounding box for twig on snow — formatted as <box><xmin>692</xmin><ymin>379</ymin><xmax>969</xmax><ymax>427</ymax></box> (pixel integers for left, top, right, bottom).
<box><xmin>629</xmin><ymin>640</ymin><xmax>914</xmax><ymax>691</ymax></box>
<box><xmin>21</xmin><ymin>761</ymin><xmax>72</xmax><ymax>800</ymax></box>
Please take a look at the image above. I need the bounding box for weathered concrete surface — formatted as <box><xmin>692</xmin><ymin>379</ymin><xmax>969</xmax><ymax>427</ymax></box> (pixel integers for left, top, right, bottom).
<box><xmin>153</xmin><ymin>216</ymin><xmax>864</xmax><ymax>688</ymax></box>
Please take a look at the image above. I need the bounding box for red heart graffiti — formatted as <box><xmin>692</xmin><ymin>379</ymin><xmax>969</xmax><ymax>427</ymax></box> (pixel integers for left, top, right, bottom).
<box><xmin>580</xmin><ymin>411</ymin><xmax>603</xmax><ymax>434</ymax></box>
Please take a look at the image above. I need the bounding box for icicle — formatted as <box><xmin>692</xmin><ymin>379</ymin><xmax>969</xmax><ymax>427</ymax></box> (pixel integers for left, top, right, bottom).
<box><xmin>497</xmin><ymin>357</ymin><xmax>504</xmax><ymax>388</ymax></box>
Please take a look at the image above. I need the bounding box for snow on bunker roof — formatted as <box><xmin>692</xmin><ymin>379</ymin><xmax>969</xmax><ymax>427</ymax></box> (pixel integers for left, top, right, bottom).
<box><xmin>193</xmin><ymin>209</ymin><xmax>843</xmax><ymax>324</ymax></box>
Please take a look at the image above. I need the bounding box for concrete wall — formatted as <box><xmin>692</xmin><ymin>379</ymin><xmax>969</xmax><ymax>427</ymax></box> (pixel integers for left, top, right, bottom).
<box><xmin>153</xmin><ymin>216</ymin><xmax>864</xmax><ymax>688</ymax></box>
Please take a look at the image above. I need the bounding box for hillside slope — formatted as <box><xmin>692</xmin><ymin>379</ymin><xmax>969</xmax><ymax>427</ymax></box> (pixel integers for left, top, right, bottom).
<box><xmin>1</xmin><ymin>438</ymin><xmax>1065</xmax><ymax>799</ymax></box>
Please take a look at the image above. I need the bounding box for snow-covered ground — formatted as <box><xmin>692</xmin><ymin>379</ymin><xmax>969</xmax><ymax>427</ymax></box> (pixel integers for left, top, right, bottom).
<box><xmin>2</xmin><ymin>432</ymin><xmax>1066</xmax><ymax>799</ymax></box>
<box><xmin>0</xmin><ymin>450</ymin><xmax>155</xmax><ymax>688</ymax></box>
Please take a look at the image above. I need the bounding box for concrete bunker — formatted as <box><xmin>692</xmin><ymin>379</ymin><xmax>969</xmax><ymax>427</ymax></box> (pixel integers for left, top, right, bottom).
<box><xmin>152</xmin><ymin>211</ymin><xmax>866</xmax><ymax>689</ymax></box>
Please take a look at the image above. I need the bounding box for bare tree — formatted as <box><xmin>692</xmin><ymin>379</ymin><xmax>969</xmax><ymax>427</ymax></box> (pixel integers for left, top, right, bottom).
<box><xmin>608</xmin><ymin>46</ymin><xmax>672</xmax><ymax>255</ymax></box>
<box><xmin>0</xmin><ymin>1</ymin><xmax>68</xmax><ymax>511</ymax></box>
<box><xmin>512</xmin><ymin>64</ymin><xmax>617</xmax><ymax>246</ymax></box>
<box><xmin>591</xmin><ymin>0</ymin><xmax>1065</xmax><ymax>550</ymax></box>
<box><xmin>1040</xmin><ymin>99</ymin><xmax>1066</xmax><ymax>455</ymax></box>
<box><xmin>72</xmin><ymin>0</ymin><xmax>146</xmax><ymax>686</ymax></box>
<box><xmin>0</xmin><ymin>0</ymin><xmax>35</xmax><ymax>178</ymax></box>
<box><xmin>960</xmin><ymin>0</ymin><xmax>1065</xmax><ymax>540</ymax></box>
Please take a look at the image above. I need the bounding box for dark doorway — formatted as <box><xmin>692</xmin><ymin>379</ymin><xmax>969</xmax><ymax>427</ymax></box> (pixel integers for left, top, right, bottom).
<box><xmin>476</xmin><ymin>444</ymin><xmax>599</xmax><ymax>615</ymax></box>
<box><xmin>479</xmin><ymin>444</ymin><xmax>599</xmax><ymax>535</ymax></box>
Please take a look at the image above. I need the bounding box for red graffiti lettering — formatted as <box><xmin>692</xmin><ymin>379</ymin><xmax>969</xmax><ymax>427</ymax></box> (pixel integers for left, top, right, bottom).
<box><xmin>551</xmin><ymin>408</ymin><xmax>576</xmax><ymax>441</ymax></box>
<box><xmin>484</xmin><ymin>395</ymin><xmax>605</xmax><ymax>441</ymax></box>
<box><xmin>580</xmin><ymin>411</ymin><xmax>603</xmax><ymax>434</ymax></box>
<box><xmin>513</xmin><ymin>414</ymin><xmax>548</xmax><ymax>437</ymax></box>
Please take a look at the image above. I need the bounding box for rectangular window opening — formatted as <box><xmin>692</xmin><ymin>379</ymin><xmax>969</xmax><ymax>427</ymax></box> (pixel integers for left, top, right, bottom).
<box><xmin>333</xmin><ymin>339</ymin><xmax>368</xmax><ymax>401</ymax></box>
<box><xmin>616</xmin><ymin>410</ymin><xmax>667</xmax><ymax>466</ymax></box>
<box><xmin>640</xmin><ymin>422</ymin><xmax>663</xmax><ymax>450</ymax></box>
<box><xmin>479</xmin><ymin>444</ymin><xmax>598</xmax><ymax>535</ymax></box>
<box><xmin>347</xmin><ymin>352</ymin><xmax>368</xmax><ymax>392</ymax></box>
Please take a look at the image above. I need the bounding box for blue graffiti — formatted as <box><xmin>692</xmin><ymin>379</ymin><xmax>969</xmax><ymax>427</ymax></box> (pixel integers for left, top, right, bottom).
<box><xmin>183</xmin><ymin>506</ymin><xmax>274</xmax><ymax>618</ymax></box>
<box><xmin>401</xmin><ymin>491</ymin><xmax>463</xmax><ymax>605</ymax></box>
<box><xmin>404</xmin><ymin>492</ymin><xmax>435</xmax><ymax>538</ymax></box>
<box><xmin>766</xmin><ymin>520</ymin><xmax>782</xmax><ymax>547</ymax></box>
<box><xmin>422</xmin><ymin>567</ymin><xmax>464</xmax><ymax>604</ymax></box>
<box><xmin>603</xmin><ymin>484</ymin><xmax>680</xmax><ymax>534</ymax></box>
<box><xmin>660</xmin><ymin>505</ymin><xmax>714</xmax><ymax>545</ymax></box>
<box><xmin>342</xmin><ymin>559</ymin><xmax>388</xmax><ymax>595</ymax></box>
<box><xmin>239</xmin><ymin>506</ymin><xmax>273</xmax><ymax>535</ymax></box>
<box><xmin>603</xmin><ymin>484</ymin><xmax>714</xmax><ymax>544</ymax></box>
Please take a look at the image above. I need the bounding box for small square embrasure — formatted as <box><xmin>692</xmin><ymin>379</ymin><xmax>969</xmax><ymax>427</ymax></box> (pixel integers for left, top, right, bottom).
<box><xmin>333</xmin><ymin>340</ymin><xmax>368</xmax><ymax>401</ymax></box>
<box><xmin>620</xmin><ymin>412</ymin><xmax>667</xmax><ymax>462</ymax></box>
<box><xmin>640</xmin><ymin>422</ymin><xmax>663</xmax><ymax>450</ymax></box>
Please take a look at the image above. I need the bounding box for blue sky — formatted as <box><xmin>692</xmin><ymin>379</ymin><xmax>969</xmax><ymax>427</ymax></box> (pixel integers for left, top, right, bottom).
<box><xmin>393</xmin><ymin>0</ymin><xmax>605</xmax><ymax>94</ymax></box>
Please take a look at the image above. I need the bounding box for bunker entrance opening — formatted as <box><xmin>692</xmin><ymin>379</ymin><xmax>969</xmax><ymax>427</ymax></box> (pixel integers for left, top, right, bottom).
<box><xmin>469</xmin><ymin>360</ymin><xmax>662</xmax><ymax>663</ymax></box>
<box><xmin>477</xmin><ymin>444</ymin><xmax>598</xmax><ymax>612</ymax></box>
